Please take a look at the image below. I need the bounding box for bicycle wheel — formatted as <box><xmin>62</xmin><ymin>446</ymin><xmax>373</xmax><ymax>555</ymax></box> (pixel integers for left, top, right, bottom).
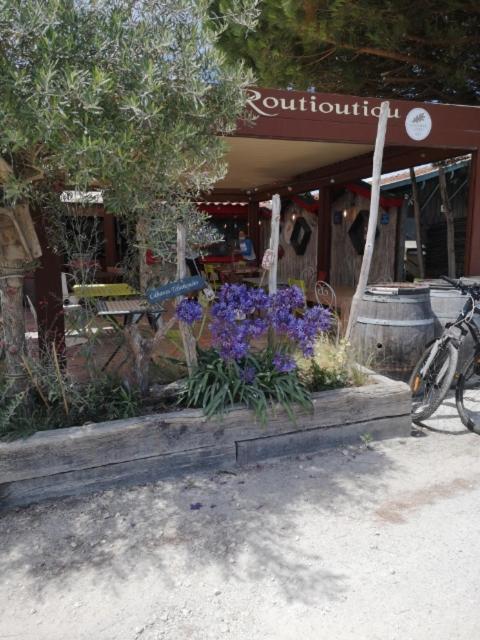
<box><xmin>409</xmin><ymin>341</ymin><xmax>458</xmax><ymax>423</ymax></box>
<box><xmin>456</xmin><ymin>350</ymin><xmax>480</xmax><ymax>432</ymax></box>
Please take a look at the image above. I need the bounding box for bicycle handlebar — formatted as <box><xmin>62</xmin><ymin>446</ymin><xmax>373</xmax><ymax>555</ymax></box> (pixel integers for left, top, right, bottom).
<box><xmin>440</xmin><ymin>275</ymin><xmax>461</xmax><ymax>287</ymax></box>
<box><xmin>440</xmin><ymin>275</ymin><xmax>480</xmax><ymax>299</ymax></box>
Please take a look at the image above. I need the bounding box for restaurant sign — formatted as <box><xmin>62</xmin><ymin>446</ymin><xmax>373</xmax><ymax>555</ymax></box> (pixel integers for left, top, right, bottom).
<box><xmin>146</xmin><ymin>275</ymin><xmax>205</xmax><ymax>304</ymax></box>
<box><xmin>246</xmin><ymin>88</ymin><xmax>402</xmax><ymax>120</ymax></box>
<box><xmin>246</xmin><ymin>88</ymin><xmax>433</xmax><ymax>141</ymax></box>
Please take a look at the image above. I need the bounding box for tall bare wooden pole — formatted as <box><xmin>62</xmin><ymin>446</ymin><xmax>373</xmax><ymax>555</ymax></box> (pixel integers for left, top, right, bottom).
<box><xmin>176</xmin><ymin>223</ymin><xmax>197</xmax><ymax>373</ymax></box>
<box><xmin>346</xmin><ymin>101</ymin><xmax>389</xmax><ymax>341</ymax></box>
<box><xmin>438</xmin><ymin>163</ymin><xmax>456</xmax><ymax>278</ymax></box>
<box><xmin>268</xmin><ymin>194</ymin><xmax>281</xmax><ymax>295</ymax></box>
<box><xmin>409</xmin><ymin>167</ymin><xmax>425</xmax><ymax>279</ymax></box>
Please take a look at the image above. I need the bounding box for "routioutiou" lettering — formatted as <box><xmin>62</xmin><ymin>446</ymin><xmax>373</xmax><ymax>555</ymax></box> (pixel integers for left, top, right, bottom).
<box><xmin>246</xmin><ymin>89</ymin><xmax>401</xmax><ymax>119</ymax></box>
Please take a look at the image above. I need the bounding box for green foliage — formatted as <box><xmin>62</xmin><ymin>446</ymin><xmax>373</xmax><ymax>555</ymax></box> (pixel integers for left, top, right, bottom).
<box><xmin>298</xmin><ymin>337</ymin><xmax>368</xmax><ymax>392</ymax></box>
<box><xmin>0</xmin><ymin>368</ymin><xmax>140</xmax><ymax>441</ymax></box>
<box><xmin>214</xmin><ymin>0</ymin><xmax>480</xmax><ymax>104</ymax></box>
<box><xmin>0</xmin><ymin>0</ymin><xmax>259</xmax><ymax>253</ymax></box>
<box><xmin>181</xmin><ymin>347</ymin><xmax>312</xmax><ymax>423</ymax></box>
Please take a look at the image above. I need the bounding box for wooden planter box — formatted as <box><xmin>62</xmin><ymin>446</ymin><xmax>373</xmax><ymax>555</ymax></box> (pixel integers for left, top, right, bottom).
<box><xmin>0</xmin><ymin>373</ymin><xmax>411</xmax><ymax>509</ymax></box>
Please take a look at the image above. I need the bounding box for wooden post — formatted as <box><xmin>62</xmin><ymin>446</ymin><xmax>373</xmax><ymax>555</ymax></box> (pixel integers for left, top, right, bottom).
<box><xmin>268</xmin><ymin>194</ymin><xmax>281</xmax><ymax>294</ymax></box>
<box><xmin>33</xmin><ymin>209</ymin><xmax>65</xmax><ymax>360</ymax></box>
<box><xmin>395</xmin><ymin>196</ymin><xmax>408</xmax><ymax>281</ymax></box>
<box><xmin>346</xmin><ymin>101</ymin><xmax>389</xmax><ymax>342</ymax></box>
<box><xmin>438</xmin><ymin>163</ymin><xmax>456</xmax><ymax>278</ymax></box>
<box><xmin>247</xmin><ymin>201</ymin><xmax>260</xmax><ymax>265</ymax></box>
<box><xmin>176</xmin><ymin>223</ymin><xmax>197</xmax><ymax>373</ymax></box>
<box><xmin>409</xmin><ymin>167</ymin><xmax>425</xmax><ymax>279</ymax></box>
<box><xmin>317</xmin><ymin>186</ymin><xmax>332</xmax><ymax>280</ymax></box>
<box><xmin>103</xmin><ymin>211</ymin><xmax>118</xmax><ymax>269</ymax></box>
<box><xmin>465</xmin><ymin>151</ymin><xmax>480</xmax><ymax>276</ymax></box>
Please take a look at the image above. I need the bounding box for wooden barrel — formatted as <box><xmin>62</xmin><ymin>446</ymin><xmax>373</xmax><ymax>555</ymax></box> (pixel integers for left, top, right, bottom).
<box><xmin>351</xmin><ymin>284</ymin><xmax>435</xmax><ymax>381</ymax></box>
<box><xmin>424</xmin><ymin>279</ymin><xmax>478</xmax><ymax>370</ymax></box>
<box><xmin>425</xmin><ymin>280</ymin><xmax>468</xmax><ymax>337</ymax></box>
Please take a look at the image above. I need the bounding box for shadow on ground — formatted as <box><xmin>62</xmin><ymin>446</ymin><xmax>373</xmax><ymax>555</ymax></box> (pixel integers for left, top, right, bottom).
<box><xmin>0</xmin><ymin>440</ymin><xmax>403</xmax><ymax>606</ymax></box>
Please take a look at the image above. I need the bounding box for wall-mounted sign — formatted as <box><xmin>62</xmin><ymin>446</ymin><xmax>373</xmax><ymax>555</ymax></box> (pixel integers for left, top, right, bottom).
<box><xmin>146</xmin><ymin>275</ymin><xmax>205</xmax><ymax>304</ymax></box>
<box><xmin>380</xmin><ymin>212</ymin><xmax>390</xmax><ymax>225</ymax></box>
<box><xmin>405</xmin><ymin>108</ymin><xmax>432</xmax><ymax>141</ymax></box>
<box><xmin>290</xmin><ymin>217</ymin><xmax>312</xmax><ymax>256</ymax></box>
<box><xmin>246</xmin><ymin>88</ymin><xmax>402</xmax><ymax>120</ymax></box>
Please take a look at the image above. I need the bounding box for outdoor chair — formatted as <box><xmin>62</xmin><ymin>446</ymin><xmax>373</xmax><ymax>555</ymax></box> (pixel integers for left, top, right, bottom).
<box><xmin>315</xmin><ymin>280</ymin><xmax>336</xmax><ymax>310</ymax></box>
<box><xmin>287</xmin><ymin>277</ymin><xmax>306</xmax><ymax>295</ymax></box>
<box><xmin>301</xmin><ymin>266</ymin><xmax>316</xmax><ymax>289</ymax></box>
<box><xmin>315</xmin><ymin>280</ymin><xmax>341</xmax><ymax>341</ymax></box>
<box><xmin>203</xmin><ymin>264</ymin><xmax>220</xmax><ymax>291</ymax></box>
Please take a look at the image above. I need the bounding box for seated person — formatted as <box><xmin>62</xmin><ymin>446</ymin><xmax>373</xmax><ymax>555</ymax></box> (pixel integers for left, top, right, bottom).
<box><xmin>238</xmin><ymin>230</ymin><xmax>256</xmax><ymax>264</ymax></box>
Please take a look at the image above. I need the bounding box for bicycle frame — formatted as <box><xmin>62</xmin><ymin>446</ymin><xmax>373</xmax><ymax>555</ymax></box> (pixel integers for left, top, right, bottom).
<box><xmin>419</xmin><ymin>295</ymin><xmax>480</xmax><ymax>384</ymax></box>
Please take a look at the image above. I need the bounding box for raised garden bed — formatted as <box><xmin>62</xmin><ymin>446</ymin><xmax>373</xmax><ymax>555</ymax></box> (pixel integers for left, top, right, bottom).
<box><xmin>0</xmin><ymin>372</ymin><xmax>411</xmax><ymax>509</ymax></box>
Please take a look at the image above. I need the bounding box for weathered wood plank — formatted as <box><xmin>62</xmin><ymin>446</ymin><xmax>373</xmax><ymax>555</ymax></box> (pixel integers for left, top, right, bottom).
<box><xmin>0</xmin><ymin>377</ymin><xmax>410</xmax><ymax>483</ymax></box>
<box><xmin>0</xmin><ymin>445</ymin><xmax>235</xmax><ymax>510</ymax></box>
<box><xmin>236</xmin><ymin>414</ymin><xmax>411</xmax><ymax>466</ymax></box>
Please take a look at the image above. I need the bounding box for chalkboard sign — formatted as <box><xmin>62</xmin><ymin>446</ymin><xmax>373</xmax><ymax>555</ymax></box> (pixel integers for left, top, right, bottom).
<box><xmin>146</xmin><ymin>275</ymin><xmax>206</xmax><ymax>304</ymax></box>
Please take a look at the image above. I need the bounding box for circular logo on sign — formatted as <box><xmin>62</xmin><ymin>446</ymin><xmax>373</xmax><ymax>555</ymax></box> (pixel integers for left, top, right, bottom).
<box><xmin>405</xmin><ymin>108</ymin><xmax>432</xmax><ymax>141</ymax></box>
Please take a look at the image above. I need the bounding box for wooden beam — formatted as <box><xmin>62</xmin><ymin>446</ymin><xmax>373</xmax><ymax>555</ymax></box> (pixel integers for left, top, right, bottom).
<box><xmin>409</xmin><ymin>168</ymin><xmax>426</xmax><ymax>279</ymax></box>
<box><xmin>395</xmin><ymin>196</ymin><xmax>408</xmax><ymax>281</ymax></box>
<box><xmin>33</xmin><ymin>209</ymin><xmax>65</xmax><ymax>360</ymax></box>
<box><xmin>247</xmin><ymin>201</ymin><xmax>260</xmax><ymax>265</ymax></box>
<box><xmin>438</xmin><ymin>164</ymin><xmax>456</xmax><ymax>278</ymax></box>
<box><xmin>242</xmin><ymin>147</ymin><xmax>467</xmax><ymax>202</ymax></box>
<box><xmin>465</xmin><ymin>152</ymin><xmax>480</xmax><ymax>276</ymax></box>
<box><xmin>317</xmin><ymin>186</ymin><xmax>332</xmax><ymax>280</ymax></box>
<box><xmin>103</xmin><ymin>212</ymin><xmax>118</xmax><ymax>269</ymax></box>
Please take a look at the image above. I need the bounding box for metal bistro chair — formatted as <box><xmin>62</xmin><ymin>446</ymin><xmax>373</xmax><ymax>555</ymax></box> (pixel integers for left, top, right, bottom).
<box><xmin>315</xmin><ymin>280</ymin><xmax>341</xmax><ymax>341</ymax></box>
<box><xmin>315</xmin><ymin>280</ymin><xmax>336</xmax><ymax>310</ymax></box>
<box><xmin>301</xmin><ymin>266</ymin><xmax>316</xmax><ymax>289</ymax></box>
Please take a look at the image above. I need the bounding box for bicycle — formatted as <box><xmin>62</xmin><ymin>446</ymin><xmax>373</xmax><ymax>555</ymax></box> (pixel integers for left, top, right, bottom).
<box><xmin>410</xmin><ymin>275</ymin><xmax>480</xmax><ymax>425</ymax></box>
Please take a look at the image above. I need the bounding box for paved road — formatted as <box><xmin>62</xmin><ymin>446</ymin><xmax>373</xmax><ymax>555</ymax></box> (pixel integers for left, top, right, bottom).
<box><xmin>1</xmin><ymin>399</ymin><xmax>479</xmax><ymax>640</ymax></box>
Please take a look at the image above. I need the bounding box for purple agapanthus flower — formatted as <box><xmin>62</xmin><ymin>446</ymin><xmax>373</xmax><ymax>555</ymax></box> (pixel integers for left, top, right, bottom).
<box><xmin>273</xmin><ymin>353</ymin><xmax>297</xmax><ymax>373</ymax></box>
<box><xmin>209</xmin><ymin>283</ymin><xmax>330</xmax><ymax>362</ymax></box>
<box><xmin>175</xmin><ymin>299</ymin><xmax>203</xmax><ymax>324</ymax></box>
<box><xmin>240</xmin><ymin>365</ymin><xmax>256</xmax><ymax>383</ymax></box>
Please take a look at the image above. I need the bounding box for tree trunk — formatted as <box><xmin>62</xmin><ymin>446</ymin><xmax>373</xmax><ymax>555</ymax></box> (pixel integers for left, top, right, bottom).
<box><xmin>268</xmin><ymin>194</ymin><xmax>281</xmax><ymax>295</ymax></box>
<box><xmin>438</xmin><ymin>164</ymin><xmax>456</xmax><ymax>278</ymax></box>
<box><xmin>176</xmin><ymin>223</ymin><xmax>197</xmax><ymax>374</ymax></box>
<box><xmin>346</xmin><ymin>101</ymin><xmax>389</xmax><ymax>341</ymax></box>
<box><xmin>124</xmin><ymin>323</ymin><xmax>152</xmax><ymax>396</ymax></box>
<box><xmin>0</xmin><ymin>271</ymin><xmax>28</xmax><ymax>392</ymax></box>
<box><xmin>409</xmin><ymin>167</ymin><xmax>425</xmax><ymax>280</ymax></box>
<box><xmin>0</xmin><ymin>202</ymin><xmax>42</xmax><ymax>391</ymax></box>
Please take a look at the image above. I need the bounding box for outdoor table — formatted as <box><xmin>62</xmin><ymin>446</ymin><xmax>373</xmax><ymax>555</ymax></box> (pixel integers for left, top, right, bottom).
<box><xmin>72</xmin><ymin>282</ymin><xmax>138</xmax><ymax>298</ymax></box>
<box><xmin>96</xmin><ymin>298</ymin><xmax>165</xmax><ymax>370</ymax></box>
<box><xmin>96</xmin><ymin>298</ymin><xmax>164</xmax><ymax>329</ymax></box>
<box><xmin>242</xmin><ymin>276</ymin><xmax>289</xmax><ymax>289</ymax></box>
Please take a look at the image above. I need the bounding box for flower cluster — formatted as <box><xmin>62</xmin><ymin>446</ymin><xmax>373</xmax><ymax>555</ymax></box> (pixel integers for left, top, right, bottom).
<box><xmin>272</xmin><ymin>353</ymin><xmax>297</xmax><ymax>373</ymax></box>
<box><xmin>240</xmin><ymin>365</ymin><xmax>256</xmax><ymax>384</ymax></box>
<box><xmin>175</xmin><ymin>299</ymin><xmax>203</xmax><ymax>325</ymax></box>
<box><xmin>209</xmin><ymin>283</ymin><xmax>331</xmax><ymax>363</ymax></box>
<box><xmin>210</xmin><ymin>285</ymin><xmax>270</xmax><ymax>360</ymax></box>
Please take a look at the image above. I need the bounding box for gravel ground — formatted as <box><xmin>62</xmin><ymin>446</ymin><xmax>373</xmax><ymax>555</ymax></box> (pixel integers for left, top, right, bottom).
<box><xmin>1</xmin><ymin>398</ymin><xmax>479</xmax><ymax>640</ymax></box>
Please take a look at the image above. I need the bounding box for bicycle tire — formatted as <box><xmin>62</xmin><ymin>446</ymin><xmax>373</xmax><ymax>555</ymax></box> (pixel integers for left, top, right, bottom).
<box><xmin>409</xmin><ymin>341</ymin><xmax>458</xmax><ymax>423</ymax></box>
<box><xmin>456</xmin><ymin>350</ymin><xmax>480</xmax><ymax>432</ymax></box>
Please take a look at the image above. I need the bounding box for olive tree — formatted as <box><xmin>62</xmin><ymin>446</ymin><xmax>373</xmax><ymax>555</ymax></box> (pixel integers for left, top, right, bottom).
<box><xmin>0</xmin><ymin>0</ymin><xmax>258</xmax><ymax>390</ymax></box>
